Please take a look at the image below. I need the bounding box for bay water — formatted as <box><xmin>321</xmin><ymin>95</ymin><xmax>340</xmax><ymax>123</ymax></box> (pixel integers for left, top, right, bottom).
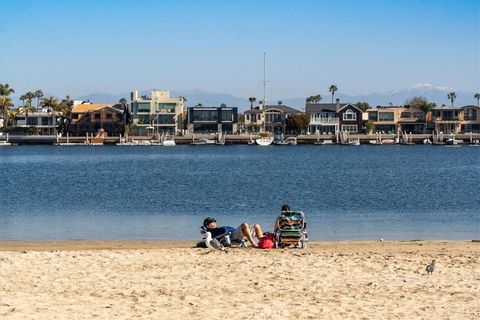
<box><xmin>0</xmin><ymin>145</ymin><xmax>478</xmax><ymax>241</ymax></box>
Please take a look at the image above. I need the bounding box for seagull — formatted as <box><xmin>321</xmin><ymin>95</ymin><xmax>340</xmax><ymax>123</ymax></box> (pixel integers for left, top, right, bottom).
<box><xmin>426</xmin><ymin>260</ymin><xmax>436</xmax><ymax>274</ymax></box>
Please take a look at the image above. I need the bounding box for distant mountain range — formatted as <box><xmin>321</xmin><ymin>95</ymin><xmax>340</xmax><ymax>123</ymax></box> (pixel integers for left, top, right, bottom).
<box><xmin>11</xmin><ymin>84</ymin><xmax>478</xmax><ymax>112</ymax></box>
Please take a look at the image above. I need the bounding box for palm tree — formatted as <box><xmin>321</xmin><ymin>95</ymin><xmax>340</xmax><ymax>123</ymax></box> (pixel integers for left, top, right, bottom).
<box><xmin>34</xmin><ymin>89</ymin><xmax>43</xmax><ymax>108</ymax></box>
<box><xmin>19</xmin><ymin>94</ymin><xmax>27</xmax><ymax>107</ymax></box>
<box><xmin>475</xmin><ymin>93</ymin><xmax>480</xmax><ymax>107</ymax></box>
<box><xmin>329</xmin><ymin>85</ymin><xmax>338</xmax><ymax>103</ymax></box>
<box><xmin>0</xmin><ymin>83</ymin><xmax>15</xmax><ymax>96</ymax></box>
<box><xmin>0</xmin><ymin>96</ymin><xmax>14</xmax><ymax>129</ymax></box>
<box><xmin>447</xmin><ymin>92</ymin><xmax>457</xmax><ymax>108</ymax></box>
<box><xmin>41</xmin><ymin>96</ymin><xmax>59</xmax><ymax>111</ymax></box>
<box><xmin>24</xmin><ymin>91</ymin><xmax>35</xmax><ymax>108</ymax></box>
<box><xmin>248</xmin><ymin>97</ymin><xmax>256</xmax><ymax>109</ymax></box>
<box><xmin>306</xmin><ymin>94</ymin><xmax>322</xmax><ymax>103</ymax></box>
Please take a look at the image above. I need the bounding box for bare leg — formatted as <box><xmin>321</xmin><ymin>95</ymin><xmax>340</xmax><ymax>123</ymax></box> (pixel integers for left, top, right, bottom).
<box><xmin>241</xmin><ymin>223</ymin><xmax>258</xmax><ymax>248</ymax></box>
<box><xmin>253</xmin><ymin>224</ymin><xmax>263</xmax><ymax>240</ymax></box>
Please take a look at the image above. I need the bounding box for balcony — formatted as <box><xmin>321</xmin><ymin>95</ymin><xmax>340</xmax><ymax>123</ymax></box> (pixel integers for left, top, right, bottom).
<box><xmin>310</xmin><ymin>117</ymin><xmax>339</xmax><ymax>125</ymax></box>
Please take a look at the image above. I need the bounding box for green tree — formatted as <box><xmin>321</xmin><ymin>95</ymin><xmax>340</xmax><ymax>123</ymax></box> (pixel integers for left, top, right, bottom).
<box><xmin>0</xmin><ymin>83</ymin><xmax>15</xmax><ymax>96</ymax></box>
<box><xmin>0</xmin><ymin>84</ymin><xmax>15</xmax><ymax>129</ymax></box>
<box><xmin>365</xmin><ymin>120</ymin><xmax>375</xmax><ymax>134</ymax></box>
<box><xmin>24</xmin><ymin>91</ymin><xmax>35</xmax><ymax>108</ymax></box>
<box><xmin>447</xmin><ymin>92</ymin><xmax>457</xmax><ymax>107</ymax></box>
<box><xmin>277</xmin><ymin>101</ymin><xmax>282</xmax><ymax>105</ymax></box>
<box><xmin>34</xmin><ymin>89</ymin><xmax>43</xmax><ymax>108</ymax></box>
<box><xmin>306</xmin><ymin>94</ymin><xmax>322</xmax><ymax>103</ymax></box>
<box><xmin>474</xmin><ymin>93</ymin><xmax>480</xmax><ymax>107</ymax></box>
<box><xmin>285</xmin><ymin>113</ymin><xmax>311</xmax><ymax>134</ymax></box>
<box><xmin>119</xmin><ymin>97</ymin><xmax>127</xmax><ymax>104</ymax></box>
<box><xmin>248</xmin><ymin>96</ymin><xmax>256</xmax><ymax>109</ymax></box>
<box><xmin>329</xmin><ymin>85</ymin><xmax>338</xmax><ymax>103</ymax></box>
<box><xmin>41</xmin><ymin>96</ymin><xmax>59</xmax><ymax>110</ymax></box>
<box><xmin>0</xmin><ymin>96</ymin><xmax>14</xmax><ymax>130</ymax></box>
<box><xmin>355</xmin><ymin>101</ymin><xmax>370</xmax><ymax>112</ymax></box>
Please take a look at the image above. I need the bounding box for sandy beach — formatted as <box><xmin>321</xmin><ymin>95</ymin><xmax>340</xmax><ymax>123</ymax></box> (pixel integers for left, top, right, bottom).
<box><xmin>0</xmin><ymin>240</ymin><xmax>478</xmax><ymax>319</ymax></box>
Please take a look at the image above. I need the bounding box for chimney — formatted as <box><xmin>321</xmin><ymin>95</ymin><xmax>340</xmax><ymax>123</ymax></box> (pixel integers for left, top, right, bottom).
<box><xmin>131</xmin><ymin>90</ymin><xmax>138</xmax><ymax>101</ymax></box>
<box><xmin>335</xmin><ymin>98</ymin><xmax>340</xmax><ymax>111</ymax></box>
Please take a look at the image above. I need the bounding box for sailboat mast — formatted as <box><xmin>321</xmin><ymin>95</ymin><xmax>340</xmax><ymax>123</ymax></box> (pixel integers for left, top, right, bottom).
<box><xmin>263</xmin><ymin>52</ymin><xmax>266</xmax><ymax>132</ymax></box>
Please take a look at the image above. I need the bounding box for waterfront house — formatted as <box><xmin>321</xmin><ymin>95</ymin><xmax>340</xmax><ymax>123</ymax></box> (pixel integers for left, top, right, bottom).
<box><xmin>432</xmin><ymin>106</ymin><xmax>463</xmax><ymax>134</ymax></box>
<box><xmin>12</xmin><ymin>108</ymin><xmax>62</xmax><ymax>135</ymax></box>
<box><xmin>306</xmin><ymin>99</ymin><xmax>362</xmax><ymax>134</ymax></box>
<box><xmin>460</xmin><ymin>105</ymin><xmax>480</xmax><ymax>132</ymax></box>
<box><xmin>66</xmin><ymin>103</ymin><xmax>125</xmax><ymax>137</ymax></box>
<box><xmin>337</xmin><ymin>103</ymin><xmax>363</xmax><ymax>133</ymax></box>
<box><xmin>244</xmin><ymin>104</ymin><xmax>301</xmax><ymax>133</ymax></box>
<box><xmin>130</xmin><ymin>90</ymin><xmax>184</xmax><ymax>135</ymax></box>
<box><xmin>367</xmin><ymin>105</ymin><xmax>426</xmax><ymax>134</ymax></box>
<box><xmin>187</xmin><ymin>104</ymin><xmax>238</xmax><ymax>133</ymax></box>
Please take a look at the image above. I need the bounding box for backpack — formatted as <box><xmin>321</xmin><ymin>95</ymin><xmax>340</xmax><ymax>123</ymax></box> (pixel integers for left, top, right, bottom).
<box><xmin>258</xmin><ymin>233</ymin><xmax>276</xmax><ymax>249</ymax></box>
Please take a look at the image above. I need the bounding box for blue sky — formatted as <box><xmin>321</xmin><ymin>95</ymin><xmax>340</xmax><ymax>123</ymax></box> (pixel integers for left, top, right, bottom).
<box><xmin>0</xmin><ymin>0</ymin><xmax>478</xmax><ymax>100</ymax></box>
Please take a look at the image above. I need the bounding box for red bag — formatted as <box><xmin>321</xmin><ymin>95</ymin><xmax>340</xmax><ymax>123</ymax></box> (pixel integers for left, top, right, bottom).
<box><xmin>258</xmin><ymin>233</ymin><xmax>276</xmax><ymax>249</ymax></box>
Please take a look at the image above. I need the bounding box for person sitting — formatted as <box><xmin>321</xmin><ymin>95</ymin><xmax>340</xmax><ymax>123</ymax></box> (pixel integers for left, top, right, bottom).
<box><xmin>274</xmin><ymin>204</ymin><xmax>291</xmax><ymax>231</ymax></box>
<box><xmin>202</xmin><ymin>217</ymin><xmax>263</xmax><ymax>248</ymax></box>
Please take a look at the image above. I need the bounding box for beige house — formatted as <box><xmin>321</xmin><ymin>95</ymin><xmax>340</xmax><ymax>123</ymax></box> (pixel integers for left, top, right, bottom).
<box><xmin>130</xmin><ymin>90</ymin><xmax>185</xmax><ymax>135</ymax></box>
<box><xmin>244</xmin><ymin>104</ymin><xmax>301</xmax><ymax>133</ymax></box>
<box><xmin>433</xmin><ymin>105</ymin><xmax>480</xmax><ymax>134</ymax></box>
<box><xmin>366</xmin><ymin>106</ymin><xmax>426</xmax><ymax>134</ymax></box>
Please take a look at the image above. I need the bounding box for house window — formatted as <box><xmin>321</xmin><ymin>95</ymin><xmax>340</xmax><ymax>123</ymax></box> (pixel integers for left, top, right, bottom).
<box><xmin>343</xmin><ymin>110</ymin><xmax>356</xmax><ymax>121</ymax></box>
<box><xmin>341</xmin><ymin>125</ymin><xmax>358</xmax><ymax>133</ymax></box>
<box><xmin>401</xmin><ymin>112</ymin><xmax>411</xmax><ymax>118</ymax></box>
<box><xmin>368</xmin><ymin>112</ymin><xmax>377</xmax><ymax>121</ymax></box>
<box><xmin>136</xmin><ymin>102</ymin><xmax>150</xmax><ymax>113</ymax></box>
<box><xmin>41</xmin><ymin>117</ymin><xmax>50</xmax><ymax>125</ymax></box>
<box><xmin>465</xmin><ymin>108</ymin><xmax>477</xmax><ymax>120</ymax></box>
<box><xmin>106</xmin><ymin>113</ymin><xmax>112</xmax><ymax>119</ymax></box>
<box><xmin>246</xmin><ymin>115</ymin><xmax>250</xmax><ymax>121</ymax></box>
<box><xmin>27</xmin><ymin>117</ymin><xmax>38</xmax><ymax>125</ymax></box>
<box><xmin>379</xmin><ymin>112</ymin><xmax>394</xmax><ymax>121</ymax></box>
<box><xmin>413</xmin><ymin>112</ymin><xmax>424</xmax><ymax>119</ymax></box>
<box><xmin>94</xmin><ymin>113</ymin><xmax>101</xmax><ymax>120</ymax></box>
<box><xmin>221</xmin><ymin>110</ymin><xmax>234</xmax><ymax>122</ymax></box>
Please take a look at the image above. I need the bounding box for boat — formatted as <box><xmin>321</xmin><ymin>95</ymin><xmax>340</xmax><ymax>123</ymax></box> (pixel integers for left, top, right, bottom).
<box><xmin>314</xmin><ymin>139</ymin><xmax>334</xmax><ymax>145</ymax></box>
<box><xmin>0</xmin><ymin>133</ymin><xmax>12</xmax><ymax>146</ymax></box>
<box><xmin>382</xmin><ymin>139</ymin><xmax>396</xmax><ymax>144</ymax></box>
<box><xmin>255</xmin><ymin>53</ymin><xmax>273</xmax><ymax>147</ymax></box>
<box><xmin>191</xmin><ymin>138</ymin><xmax>216</xmax><ymax>146</ymax></box>
<box><xmin>256</xmin><ymin>132</ymin><xmax>273</xmax><ymax>146</ymax></box>
<box><xmin>445</xmin><ymin>138</ymin><xmax>463</xmax><ymax>146</ymax></box>
<box><xmin>162</xmin><ymin>134</ymin><xmax>176</xmax><ymax>146</ymax></box>
<box><xmin>274</xmin><ymin>134</ymin><xmax>296</xmax><ymax>145</ymax></box>
<box><xmin>423</xmin><ymin>139</ymin><xmax>432</xmax><ymax>145</ymax></box>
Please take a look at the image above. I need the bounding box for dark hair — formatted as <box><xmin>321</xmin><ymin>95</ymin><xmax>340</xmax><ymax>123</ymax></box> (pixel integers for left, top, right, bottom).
<box><xmin>203</xmin><ymin>217</ymin><xmax>216</xmax><ymax>227</ymax></box>
<box><xmin>281</xmin><ymin>204</ymin><xmax>290</xmax><ymax>211</ymax></box>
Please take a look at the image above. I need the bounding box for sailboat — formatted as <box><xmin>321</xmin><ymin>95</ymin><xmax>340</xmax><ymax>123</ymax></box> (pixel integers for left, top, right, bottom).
<box><xmin>255</xmin><ymin>52</ymin><xmax>273</xmax><ymax>146</ymax></box>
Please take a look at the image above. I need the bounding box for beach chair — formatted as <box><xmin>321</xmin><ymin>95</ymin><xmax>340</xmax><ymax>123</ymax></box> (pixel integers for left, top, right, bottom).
<box><xmin>198</xmin><ymin>226</ymin><xmax>248</xmax><ymax>249</ymax></box>
<box><xmin>275</xmin><ymin>210</ymin><xmax>308</xmax><ymax>249</ymax></box>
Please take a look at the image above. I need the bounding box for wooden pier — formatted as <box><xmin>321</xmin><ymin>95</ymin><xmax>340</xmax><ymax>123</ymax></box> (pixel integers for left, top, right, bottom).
<box><xmin>4</xmin><ymin>133</ymin><xmax>480</xmax><ymax>146</ymax></box>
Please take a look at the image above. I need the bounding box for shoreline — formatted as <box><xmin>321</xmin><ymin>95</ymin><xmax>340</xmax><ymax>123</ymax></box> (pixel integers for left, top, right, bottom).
<box><xmin>1</xmin><ymin>239</ymin><xmax>477</xmax><ymax>251</ymax></box>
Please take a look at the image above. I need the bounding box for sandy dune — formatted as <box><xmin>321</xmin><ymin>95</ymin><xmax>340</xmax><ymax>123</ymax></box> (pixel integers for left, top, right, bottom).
<box><xmin>0</xmin><ymin>241</ymin><xmax>479</xmax><ymax>319</ymax></box>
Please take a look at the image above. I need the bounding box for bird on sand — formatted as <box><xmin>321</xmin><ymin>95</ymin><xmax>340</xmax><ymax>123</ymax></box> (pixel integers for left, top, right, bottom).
<box><xmin>426</xmin><ymin>260</ymin><xmax>436</xmax><ymax>274</ymax></box>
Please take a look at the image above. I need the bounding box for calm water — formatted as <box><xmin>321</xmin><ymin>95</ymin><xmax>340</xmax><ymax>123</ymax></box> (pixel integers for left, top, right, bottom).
<box><xmin>0</xmin><ymin>145</ymin><xmax>479</xmax><ymax>241</ymax></box>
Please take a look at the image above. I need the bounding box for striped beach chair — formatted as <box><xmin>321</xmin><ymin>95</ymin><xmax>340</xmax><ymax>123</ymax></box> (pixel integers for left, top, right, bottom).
<box><xmin>275</xmin><ymin>210</ymin><xmax>308</xmax><ymax>249</ymax></box>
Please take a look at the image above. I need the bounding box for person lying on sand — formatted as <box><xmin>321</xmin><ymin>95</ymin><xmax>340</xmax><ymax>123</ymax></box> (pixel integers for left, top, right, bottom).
<box><xmin>203</xmin><ymin>217</ymin><xmax>264</xmax><ymax>248</ymax></box>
